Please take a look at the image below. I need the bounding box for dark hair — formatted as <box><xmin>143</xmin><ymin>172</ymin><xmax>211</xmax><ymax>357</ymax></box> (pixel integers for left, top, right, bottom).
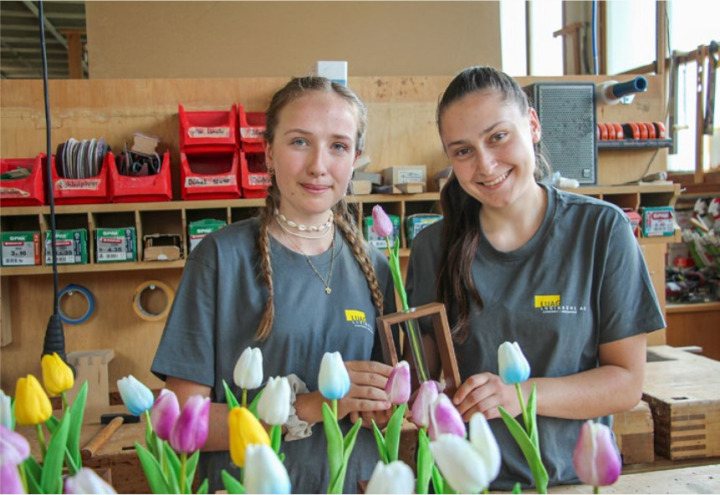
<box><xmin>435</xmin><ymin>66</ymin><xmax>549</xmax><ymax>341</ymax></box>
<box><xmin>253</xmin><ymin>76</ymin><xmax>382</xmax><ymax>341</ymax></box>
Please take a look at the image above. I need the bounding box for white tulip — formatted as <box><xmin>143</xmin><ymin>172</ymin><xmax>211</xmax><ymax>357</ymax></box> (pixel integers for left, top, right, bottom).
<box><xmin>365</xmin><ymin>460</ymin><xmax>415</xmax><ymax>494</ymax></box>
<box><xmin>244</xmin><ymin>444</ymin><xmax>291</xmax><ymax>494</ymax></box>
<box><xmin>257</xmin><ymin>376</ymin><xmax>291</xmax><ymax>426</ymax></box>
<box><xmin>0</xmin><ymin>390</ymin><xmax>11</xmax><ymax>429</ymax></box>
<box><xmin>469</xmin><ymin>413</ymin><xmax>502</xmax><ymax>483</ymax></box>
<box><xmin>233</xmin><ymin>347</ymin><xmax>263</xmax><ymax>390</ymax></box>
<box><xmin>429</xmin><ymin>434</ymin><xmax>491</xmax><ymax>494</ymax></box>
<box><xmin>64</xmin><ymin>467</ymin><xmax>117</xmax><ymax>494</ymax></box>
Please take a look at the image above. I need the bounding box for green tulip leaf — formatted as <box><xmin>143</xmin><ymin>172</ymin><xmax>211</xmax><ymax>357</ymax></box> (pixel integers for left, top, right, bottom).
<box><xmin>270</xmin><ymin>424</ymin><xmax>282</xmax><ymax>455</ymax></box>
<box><xmin>322</xmin><ymin>402</ymin><xmax>344</xmax><ymax>493</ymax></box>
<box><xmin>22</xmin><ymin>456</ymin><xmax>42</xmax><ymax>492</ymax></box>
<box><xmin>385</xmin><ymin>403</ymin><xmax>406</xmax><ymax>462</ymax></box>
<box><xmin>415</xmin><ymin>428</ymin><xmax>433</xmax><ymax>495</ymax></box>
<box><xmin>185</xmin><ymin>450</ymin><xmax>201</xmax><ymax>490</ymax></box>
<box><xmin>135</xmin><ymin>441</ymin><xmax>171</xmax><ymax>494</ymax></box>
<box><xmin>512</xmin><ymin>481</ymin><xmax>523</xmax><ymax>493</ymax></box>
<box><xmin>431</xmin><ymin>464</ymin><xmax>444</xmax><ymax>495</ymax></box>
<box><xmin>527</xmin><ymin>383</ymin><xmax>539</xmax><ymax>450</ymax></box>
<box><xmin>248</xmin><ymin>388</ymin><xmax>263</xmax><ymax>417</ymax></box>
<box><xmin>222</xmin><ymin>380</ymin><xmax>240</xmax><ymax>410</ymax></box>
<box><xmin>41</xmin><ymin>412</ymin><xmax>70</xmax><ymax>494</ymax></box>
<box><xmin>162</xmin><ymin>442</ymin><xmax>182</xmax><ymax>493</ymax></box>
<box><xmin>195</xmin><ymin>478</ymin><xmax>209</xmax><ymax>494</ymax></box>
<box><xmin>221</xmin><ymin>469</ymin><xmax>246</xmax><ymax>494</ymax></box>
<box><xmin>371</xmin><ymin>419</ymin><xmax>389</xmax><ymax>464</ymax></box>
<box><xmin>499</xmin><ymin>406</ymin><xmax>548</xmax><ymax>494</ymax></box>
<box><xmin>66</xmin><ymin>381</ymin><xmax>88</xmax><ymax>474</ymax></box>
<box><xmin>328</xmin><ymin>418</ymin><xmax>362</xmax><ymax>494</ymax></box>
<box><xmin>44</xmin><ymin>414</ymin><xmax>60</xmax><ymax>434</ymax></box>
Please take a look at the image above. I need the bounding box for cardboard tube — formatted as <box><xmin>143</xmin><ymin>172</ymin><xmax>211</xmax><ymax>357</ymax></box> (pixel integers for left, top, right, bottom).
<box><xmin>133</xmin><ymin>280</ymin><xmax>174</xmax><ymax>321</ymax></box>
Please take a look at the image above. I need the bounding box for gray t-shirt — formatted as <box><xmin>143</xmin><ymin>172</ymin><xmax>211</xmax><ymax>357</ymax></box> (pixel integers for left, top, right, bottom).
<box><xmin>152</xmin><ymin>217</ymin><xmax>396</xmax><ymax>494</ymax></box>
<box><xmin>407</xmin><ymin>184</ymin><xmax>665</xmax><ymax>489</ymax></box>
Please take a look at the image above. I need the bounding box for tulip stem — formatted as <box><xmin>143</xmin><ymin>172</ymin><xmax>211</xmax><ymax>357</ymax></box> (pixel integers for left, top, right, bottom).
<box><xmin>242</xmin><ymin>389</ymin><xmax>248</xmax><ymax>408</ymax></box>
<box><xmin>18</xmin><ymin>463</ymin><xmax>28</xmax><ymax>493</ymax></box>
<box><xmin>516</xmin><ymin>383</ymin><xmax>530</xmax><ymax>433</ymax></box>
<box><xmin>332</xmin><ymin>399</ymin><xmax>338</xmax><ymax>419</ymax></box>
<box><xmin>35</xmin><ymin>424</ymin><xmax>47</xmax><ymax>461</ymax></box>
<box><xmin>61</xmin><ymin>391</ymin><xmax>68</xmax><ymax>411</ymax></box>
<box><xmin>180</xmin><ymin>452</ymin><xmax>187</xmax><ymax>493</ymax></box>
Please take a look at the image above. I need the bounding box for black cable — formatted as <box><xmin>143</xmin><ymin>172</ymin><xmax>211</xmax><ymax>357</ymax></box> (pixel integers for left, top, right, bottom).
<box><xmin>38</xmin><ymin>0</ymin><xmax>68</xmax><ymax>364</ymax></box>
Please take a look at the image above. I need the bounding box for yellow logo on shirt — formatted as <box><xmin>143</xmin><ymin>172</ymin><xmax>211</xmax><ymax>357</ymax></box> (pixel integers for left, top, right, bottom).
<box><xmin>345</xmin><ymin>309</ymin><xmax>372</xmax><ymax>334</ymax></box>
<box><xmin>535</xmin><ymin>295</ymin><xmax>561</xmax><ymax>308</ymax></box>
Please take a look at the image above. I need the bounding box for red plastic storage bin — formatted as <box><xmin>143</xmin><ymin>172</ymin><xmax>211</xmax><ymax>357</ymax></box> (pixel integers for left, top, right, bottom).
<box><xmin>0</xmin><ymin>154</ymin><xmax>47</xmax><ymax>206</ymax></box>
<box><xmin>179</xmin><ymin>104</ymin><xmax>238</xmax><ymax>154</ymax></box>
<box><xmin>108</xmin><ymin>151</ymin><xmax>173</xmax><ymax>203</ymax></box>
<box><xmin>240</xmin><ymin>152</ymin><xmax>271</xmax><ymax>198</ymax></box>
<box><xmin>238</xmin><ymin>104</ymin><xmax>266</xmax><ymax>153</ymax></box>
<box><xmin>48</xmin><ymin>153</ymin><xmax>109</xmax><ymax>205</ymax></box>
<box><xmin>180</xmin><ymin>151</ymin><xmax>241</xmax><ymax>200</ymax></box>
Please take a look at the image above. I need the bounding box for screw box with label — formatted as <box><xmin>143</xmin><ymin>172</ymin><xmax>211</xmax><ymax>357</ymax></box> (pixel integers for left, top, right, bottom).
<box><xmin>1</xmin><ymin>231</ymin><xmax>41</xmax><ymax>266</ymax></box>
<box><xmin>95</xmin><ymin>227</ymin><xmax>137</xmax><ymax>263</ymax></box>
<box><xmin>44</xmin><ymin>229</ymin><xmax>88</xmax><ymax>265</ymax></box>
<box><xmin>642</xmin><ymin>206</ymin><xmax>675</xmax><ymax>237</ymax></box>
<box><xmin>188</xmin><ymin>219</ymin><xmax>227</xmax><ymax>252</ymax></box>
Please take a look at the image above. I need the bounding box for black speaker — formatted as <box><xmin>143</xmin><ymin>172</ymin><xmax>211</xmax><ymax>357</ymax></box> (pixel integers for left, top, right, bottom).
<box><xmin>525</xmin><ymin>82</ymin><xmax>597</xmax><ymax>185</ymax></box>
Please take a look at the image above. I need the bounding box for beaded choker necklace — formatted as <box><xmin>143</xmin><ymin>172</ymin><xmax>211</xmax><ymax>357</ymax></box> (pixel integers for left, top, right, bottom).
<box><xmin>274</xmin><ymin>209</ymin><xmax>333</xmax><ymax>239</ymax></box>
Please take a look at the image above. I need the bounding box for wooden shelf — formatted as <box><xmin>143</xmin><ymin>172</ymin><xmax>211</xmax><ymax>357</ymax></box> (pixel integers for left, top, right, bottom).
<box><xmin>667</xmin><ymin>301</ymin><xmax>720</xmax><ymax>314</ymax></box>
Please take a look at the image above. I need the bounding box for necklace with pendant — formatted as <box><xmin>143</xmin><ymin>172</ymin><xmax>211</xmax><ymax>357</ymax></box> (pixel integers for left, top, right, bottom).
<box><xmin>281</xmin><ymin>224</ymin><xmax>336</xmax><ymax>294</ymax></box>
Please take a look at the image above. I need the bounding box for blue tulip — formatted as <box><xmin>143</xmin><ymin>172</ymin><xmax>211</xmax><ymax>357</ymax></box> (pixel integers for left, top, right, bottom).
<box><xmin>318</xmin><ymin>352</ymin><xmax>350</xmax><ymax>400</ymax></box>
<box><xmin>498</xmin><ymin>341</ymin><xmax>531</xmax><ymax>385</ymax></box>
<box><xmin>117</xmin><ymin>375</ymin><xmax>154</xmax><ymax>416</ymax></box>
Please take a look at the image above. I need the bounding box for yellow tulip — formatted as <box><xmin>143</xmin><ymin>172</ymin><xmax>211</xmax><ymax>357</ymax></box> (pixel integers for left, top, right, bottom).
<box><xmin>14</xmin><ymin>375</ymin><xmax>53</xmax><ymax>426</ymax></box>
<box><xmin>228</xmin><ymin>406</ymin><xmax>270</xmax><ymax>468</ymax></box>
<box><xmin>41</xmin><ymin>352</ymin><xmax>74</xmax><ymax>396</ymax></box>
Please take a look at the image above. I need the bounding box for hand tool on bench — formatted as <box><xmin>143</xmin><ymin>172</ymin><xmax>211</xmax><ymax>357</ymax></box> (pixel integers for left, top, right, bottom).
<box><xmin>81</xmin><ymin>415</ymin><xmax>124</xmax><ymax>460</ymax></box>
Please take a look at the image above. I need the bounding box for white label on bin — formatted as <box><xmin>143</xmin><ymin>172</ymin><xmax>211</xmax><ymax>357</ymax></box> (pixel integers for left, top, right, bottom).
<box><xmin>0</xmin><ymin>187</ymin><xmax>31</xmax><ymax>197</ymax></box>
<box><xmin>188</xmin><ymin>127</ymin><xmax>230</xmax><ymax>139</ymax></box>
<box><xmin>185</xmin><ymin>176</ymin><xmax>237</xmax><ymax>187</ymax></box>
<box><xmin>56</xmin><ymin>179</ymin><xmax>101</xmax><ymax>191</ymax></box>
<box><xmin>240</xmin><ymin>127</ymin><xmax>265</xmax><ymax>139</ymax></box>
<box><xmin>249</xmin><ymin>175</ymin><xmax>272</xmax><ymax>186</ymax></box>
<box><xmin>2</xmin><ymin>241</ymin><xmax>36</xmax><ymax>265</ymax></box>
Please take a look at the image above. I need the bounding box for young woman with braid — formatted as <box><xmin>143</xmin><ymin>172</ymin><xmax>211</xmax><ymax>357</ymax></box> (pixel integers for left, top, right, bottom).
<box><xmin>152</xmin><ymin>76</ymin><xmax>396</xmax><ymax>493</ymax></box>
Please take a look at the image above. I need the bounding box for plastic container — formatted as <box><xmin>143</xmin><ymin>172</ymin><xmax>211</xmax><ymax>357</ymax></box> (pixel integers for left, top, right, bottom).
<box><xmin>0</xmin><ymin>154</ymin><xmax>47</xmax><ymax>206</ymax></box>
<box><xmin>108</xmin><ymin>151</ymin><xmax>173</xmax><ymax>203</ymax></box>
<box><xmin>238</xmin><ymin>105</ymin><xmax>266</xmax><ymax>153</ymax></box>
<box><xmin>180</xmin><ymin>151</ymin><xmax>241</xmax><ymax>200</ymax></box>
<box><xmin>179</xmin><ymin>104</ymin><xmax>238</xmax><ymax>154</ymax></box>
<box><xmin>47</xmin><ymin>153</ymin><xmax>109</xmax><ymax>205</ymax></box>
<box><xmin>240</xmin><ymin>152</ymin><xmax>271</xmax><ymax>198</ymax></box>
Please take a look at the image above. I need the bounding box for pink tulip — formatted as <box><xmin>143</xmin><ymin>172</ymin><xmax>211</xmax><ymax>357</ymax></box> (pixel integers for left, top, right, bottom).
<box><xmin>428</xmin><ymin>394</ymin><xmax>466</xmax><ymax>440</ymax></box>
<box><xmin>411</xmin><ymin>380</ymin><xmax>439</xmax><ymax>428</ymax></box>
<box><xmin>169</xmin><ymin>396</ymin><xmax>210</xmax><ymax>454</ymax></box>
<box><xmin>0</xmin><ymin>424</ymin><xmax>30</xmax><ymax>466</ymax></box>
<box><xmin>573</xmin><ymin>420</ymin><xmax>622</xmax><ymax>487</ymax></box>
<box><xmin>0</xmin><ymin>462</ymin><xmax>24</xmax><ymax>494</ymax></box>
<box><xmin>386</xmin><ymin>361</ymin><xmax>411</xmax><ymax>405</ymax></box>
<box><xmin>371</xmin><ymin>205</ymin><xmax>394</xmax><ymax>238</ymax></box>
<box><xmin>151</xmin><ymin>389</ymin><xmax>181</xmax><ymax>441</ymax></box>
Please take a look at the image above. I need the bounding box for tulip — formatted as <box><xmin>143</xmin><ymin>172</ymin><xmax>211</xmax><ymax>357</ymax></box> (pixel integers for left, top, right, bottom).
<box><xmin>0</xmin><ymin>462</ymin><xmax>24</xmax><ymax>494</ymax></box>
<box><xmin>469</xmin><ymin>413</ymin><xmax>502</xmax><ymax>483</ymax></box>
<box><xmin>411</xmin><ymin>380</ymin><xmax>439</xmax><ymax>428</ymax></box>
<box><xmin>573</xmin><ymin>420</ymin><xmax>622</xmax><ymax>488</ymax></box>
<box><xmin>430</xmin><ymin>434</ymin><xmax>492</xmax><ymax>494</ymax></box>
<box><xmin>0</xmin><ymin>424</ymin><xmax>31</xmax><ymax>466</ymax></box>
<box><xmin>318</xmin><ymin>352</ymin><xmax>350</xmax><ymax>400</ymax></box>
<box><xmin>169</xmin><ymin>395</ymin><xmax>210</xmax><ymax>454</ymax></box>
<box><xmin>428</xmin><ymin>393</ymin><xmax>466</xmax><ymax>440</ymax></box>
<box><xmin>228</xmin><ymin>406</ymin><xmax>270</xmax><ymax>468</ymax></box>
<box><xmin>371</xmin><ymin>205</ymin><xmax>395</xmax><ymax>238</ymax></box>
<box><xmin>385</xmin><ymin>361</ymin><xmax>411</xmax><ymax>405</ymax></box>
<box><xmin>257</xmin><ymin>376</ymin><xmax>291</xmax><ymax>426</ymax></box>
<box><xmin>498</xmin><ymin>341</ymin><xmax>531</xmax><ymax>385</ymax></box>
<box><xmin>151</xmin><ymin>389</ymin><xmax>181</xmax><ymax>441</ymax></box>
<box><xmin>244</xmin><ymin>444</ymin><xmax>291</xmax><ymax>494</ymax></box>
<box><xmin>64</xmin><ymin>467</ymin><xmax>117</xmax><ymax>494</ymax></box>
<box><xmin>14</xmin><ymin>375</ymin><xmax>52</xmax><ymax>426</ymax></box>
<box><xmin>365</xmin><ymin>460</ymin><xmax>415</xmax><ymax>494</ymax></box>
<box><xmin>0</xmin><ymin>389</ymin><xmax>12</xmax><ymax>429</ymax></box>
<box><xmin>41</xmin><ymin>352</ymin><xmax>74</xmax><ymax>397</ymax></box>
<box><xmin>117</xmin><ymin>375</ymin><xmax>154</xmax><ymax>416</ymax></box>
<box><xmin>233</xmin><ymin>347</ymin><xmax>263</xmax><ymax>390</ymax></box>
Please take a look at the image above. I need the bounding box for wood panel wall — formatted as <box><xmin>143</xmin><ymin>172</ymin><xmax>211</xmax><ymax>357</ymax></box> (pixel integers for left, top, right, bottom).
<box><xmin>0</xmin><ymin>75</ymin><xmax>668</xmax><ymax>394</ymax></box>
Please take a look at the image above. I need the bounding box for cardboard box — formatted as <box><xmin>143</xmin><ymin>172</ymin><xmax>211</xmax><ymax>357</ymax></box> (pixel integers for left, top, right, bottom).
<box><xmin>95</xmin><ymin>227</ymin><xmax>137</xmax><ymax>263</ymax></box>
<box><xmin>188</xmin><ymin>219</ymin><xmax>226</xmax><ymax>252</ymax></box>
<box><xmin>1</xmin><ymin>231</ymin><xmax>41</xmax><ymax>266</ymax></box>
<box><xmin>396</xmin><ymin>182</ymin><xmax>426</xmax><ymax>194</ymax></box>
<box><xmin>642</xmin><ymin>206</ymin><xmax>675</xmax><ymax>237</ymax></box>
<box><xmin>351</xmin><ymin>180</ymin><xmax>372</xmax><ymax>195</ymax></box>
<box><xmin>353</xmin><ymin>171</ymin><xmax>383</xmax><ymax>185</ymax></box>
<box><xmin>383</xmin><ymin>165</ymin><xmax>427</xmax><ymax>187</ymax></box>
<box><xmin>405</xmin><ymin>214</ymin><xmax>442</xmax><ymax>247</ymax></box>
<box><xmin>364</xmin><ymin>214</ymin><xmax>400</xmax><ymax>249</ymax></box>
<box><xmin>612</xmin><ymin>401</ymin><xmax>654</xmax><ymax>464</ymax></box>
<box><xmin>44</xmin><ymin>229</ymin><xmax>88</xmax><ymax>265</ymax></box>
<box><xmin>143</xmin><ymin>233</ymin><xmax>182</xmax><ymax>261</ymax></box>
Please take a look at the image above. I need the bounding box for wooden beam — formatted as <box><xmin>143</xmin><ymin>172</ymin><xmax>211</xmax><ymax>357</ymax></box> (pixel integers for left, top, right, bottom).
<box><xmin>553</xmin><ymin>22</ymin><xmax>584</xmax><ymax>75</ymax></box>
<box><xmin>695</xmin><ymin>45</ymin><xmax>707</xmax><ymax>184</ymax></box>
<box><xmin>60</xmin><ymin>30</ymin><xmax>84</xmax><ymax>79</ymax></box>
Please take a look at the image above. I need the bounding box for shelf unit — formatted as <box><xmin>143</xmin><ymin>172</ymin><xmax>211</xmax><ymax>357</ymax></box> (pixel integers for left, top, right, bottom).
<box><xmin>598</xmin><ymin>139</ymin><xmax>673</xmax><ymax>150</ymax></box>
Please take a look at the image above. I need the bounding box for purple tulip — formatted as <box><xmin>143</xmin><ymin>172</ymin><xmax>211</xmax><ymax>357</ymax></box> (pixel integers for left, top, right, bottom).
<box><xmin>0</xmin><ymin>424</ymin><xmax>30</xmax><ymax>466</ymax></box>
<box><xmin>169</xmin><ymin>395</ymin><xmax>210</xmax><ymax>454</ymax></box>
<box><xmin>371</xmin><ymin>205</ymin><xmax>394</xmax><ymax>238</ymax></box>
<box><xmin>573</xmin><ymin>420</ymin><xmax>622</xmax><ymax>488</ymax></box>
<box><xmin>411</xmin><ymin>380</ymin><xmax>439</xmax><ymax>428</ymax></box>
<box><xmin>428</xmin><ymin>393</ymin><xmax>466</xmax><ymax>441</ymax></box>
<box><xmin>386</xmin><ymin>361</ymin><xmax>411</xmax><ymax>405</ymax></box>
<box><xmin>0</xmin><ymin>462</ymin><xmax>24</xmax><ymax>494</ymax></box>
<box><xmin>151</xmin><ymin>389</ymin><xmax>181</xmax><ymax>441</ymax></box>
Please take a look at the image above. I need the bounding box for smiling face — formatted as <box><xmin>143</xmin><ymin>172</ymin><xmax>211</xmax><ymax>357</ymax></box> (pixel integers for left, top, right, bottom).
<box><xmin>265</xmin><ymin>90</ymin><xmax>359</xmax><ymax>224</ymax></box>
<box><xmin>439</xmin><ymin>89</ymin><xmax>541</xmax><ymax>211</ymax></box>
